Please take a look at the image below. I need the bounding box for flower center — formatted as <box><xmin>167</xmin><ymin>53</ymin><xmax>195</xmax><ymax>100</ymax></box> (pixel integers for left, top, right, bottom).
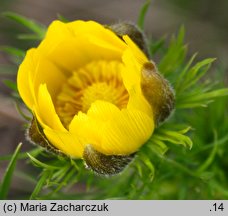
<box><xmin>56</xmin><ymin>61</ymin><xmax>129</xmax><ymax>128</ymax></box>
<box><xmin>82</xmin><ymin>82</ymin><xmax>124</xmax><ymax>112</ymax></box>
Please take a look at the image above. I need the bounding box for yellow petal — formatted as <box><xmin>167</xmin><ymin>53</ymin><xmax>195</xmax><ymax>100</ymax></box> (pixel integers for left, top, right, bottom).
<box><xmin>34</xmin><ymin>84</ymin><xmax>66</xmax><ymax>131</ymax></box>
<box><xmin>121</xmin><ymin>46</ymin><xmax>152</xmax><ymax>117</ymax></box>
<box><xmin>17</xmin><ymin>48</ymin><xmax>36</xmax><ymax>109</ymax></box>
<box><xmin>69</xmin><ymin>111</ymin><xmax>103</xmax><ymax>152</ymax></box>
<box><xmin>17</xmin><ymin>48</ymin><xmax>67</xmax><ymax>109</ymax></box>
<box><xmin>122</xmin><ymin>35</ymin><xmax>148</xmax><ymax>65</ymax></box>
<box><xmin>33</xmin><ymin>53</ymin><xmax>67</xmax><ymax>101</ymax></box>
<box><xmin>121</xmin><ymin>49</ymin><xmax>141</xmax><ymax>92</ymax></box>
<box><xmin>38</xmin><ymin>37</ymin><xmax>88</xmax><ymax>73</ymax></box>
<box><xmin>67</xmin><ymin>20</ymin><xmax>126</xmax><ymax>51</ymax></box>
<box><xmin>127</xmin><ymin>90</ymin><xmax>153</xmax><ymax>117</ymax></box>
<box><xmin>87</xmin><ymin>100</ymin><xmax>120</xmax><ymax>122</ymax></box>
<box><xmin>38</xmin><ymin>20</ymin><xmax>126</xmax><ymax>72</ymax></box>
<box><xmin>34</xmin><ymin>81</ymin><xmax>83</xmax><ymax>158</ymax></box>
<box><xmin>121</xmin><ymin>35</ymin><xmax>148</xmax><ymax>91</ymax></box>
<box><xmin>44</xmin><ymin>127</ymin><xmax>83</xmax><ymax>158</ymax></box>
<box><xmin>100</xmin><ymin>108</ymin><xmax>154</xmax><ymax>155</ymax></box>
<box><xmin>69</xmin><ymin>100</ymin><xmax>154</xmax><ymax>155</ymax></box>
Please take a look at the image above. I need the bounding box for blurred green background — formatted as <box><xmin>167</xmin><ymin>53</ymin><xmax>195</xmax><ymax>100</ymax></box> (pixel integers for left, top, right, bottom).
<box><xmin>0</xmin><ymin>0</ymin><xmax>227</xmax><ymax>199</ymax></box>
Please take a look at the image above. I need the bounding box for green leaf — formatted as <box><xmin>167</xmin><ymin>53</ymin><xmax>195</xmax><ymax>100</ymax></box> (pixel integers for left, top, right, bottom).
<box><xmin>17</xmin><ymin>34</ymin><xmax>44</xmax><ymax>40</ymax></box>
<box><xmin>148</xmin><ymin>137</ymin><xmax>169</xmax><ymax>155</ymax></box>
<box><xmin>176</xmin><ymin>58</ymin><xmax>216</xmax><ymax>93</ymax></box>
<box><xmin>177</xmin><ymin>88</ymin><xmax>228</xmax><ymax>109</ymax></box>
<box><xmin>0</xmin><ymin>148</ymin><xmax>42</xmax><ymax>162</ymax></box>
<box><xmin>210</xmin><ymin>180</ymin><xmax>228</xmax><ymax>198</ymax></box>
<box><xmin>15</xmin><ymin>102</ymin><xmax>32</xmax><ymax>121</ymax></box>
<box><xmin>30</xmin><ymin>170</ymin><xmax>50</xmax><ymax>199</ymax></box>
<box><xmin>27</xmin><ymin>153</ymin><xmax>61</xmax><ymax>170</ymax></box>
<box><xmin>0</xmin><ymin>143</ymin><xmax>22</xmax><ymax>199</ymax></box>
<box><xmin>0</xmin><ymin>46</ymin><xmax>25</xmax><ymax>57</ymax></box>
<box><xmin>192</xmin><ymin>133</ymin><xmax>228</xmax><ymax>155</ymax></box>
<box><xmin>3</xmin><ymin>79</ymin><xmax>18</xmax><ymax>92</ymax></box>
<box><xmin>149</xmin><ymin>36</ymin><xmax>166</xmax><ymax>56</ymax></box>
<box><xmin>3</xmin><ymin>11</ymin><xmax>46</xmax><ymax>39</ymax></box>
<box><xmin>163</xmin><ymin>157</ymin><xmax>198</xmax><ymax>178</ymax></box>
<box><xmin>197</xmin><ymin>130</ymin><xmax>218</xmax><ymax>173</ymax></box>
<box><xmin>137</xmin><ymin>0</ymin><xmax>151</xmax><ymax>30</ymax></box>
<box><xmin>0</xmin><ymin>46</ymin><xmax>25</xmax><ymax>65</ymax></box>
<box><xmin>139</xmin><ymin>153</ymin><xmax>155</xmax><ymax>181</ymax></box>
<box><xmin>158</xmin><ymin>26</ymin><xmax>187</xmax><ymax>75</ymax></box>
<box><xmin>51</xmin><ymin>165</ymin><xmax>70</xmax><ymax>182</ymax></box>
<box><xmin>174</xmin><ymin>53</ymin><xmax>197</xmax><ymax>91</ymax></box>
<box><xmin>135</xmin><ymin>163</ymin><xmax>143</xmax><ymax>178</ymax></box>
<box><xmin>153</xmin><ymin>127</ymin><xmax>193</xmax><ymax>149</ymax></box>
<box><xmin>57</xmin><ymin>14</ymin><xmax>69</xmax><ymax>23</ymax></box>
<box><xmin>47</xmin><ymin>168</ymin><xmax>77</xmax><ymax>197</ymax></box>
<box><xmin>199</xmin><ymin>171</ymin><xmax>214</xmax><ymax>181</ymax></box>
<box><xmin>189</xmin><ymin>88</ymin><xmax>228</xmax><ymax>101</ymax></box>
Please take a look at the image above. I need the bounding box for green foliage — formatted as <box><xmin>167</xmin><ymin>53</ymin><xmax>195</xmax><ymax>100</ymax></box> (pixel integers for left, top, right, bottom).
<box><xmin>3</xmin><ymin>79</ymin><xmax>18</xmax><ymax>92</ymax></box>
<box><xmin>57</xmin><ymin>14</ymin><xmax>69</xmax><ymax>23</ymax></box>
<box><xmin>158</xmin><ymin>26</ymin><xmax>187</xmax><ymax>76</ymax></box>
<box><xmin>25</xmin><ymin>153</ymin><xmax>85</xmax><ymax>199</ymax></box>
<box><xmin>151</xmin><ymin>126</ymin><xmax>193</xmax><ymax>150</ymax></box>
<box><xmin>0</xmin><ymin>46</ymin><xmax>25</xmax><ymax>65</ymax></box>
<box><xmin>0</xmin><ymin>46</ymin><xmax>25</xmax><ymax>75</ymax></box>
<box><xmin>1</xmin><ymin>2</ymin><xmax>228</xmax><ymax>200</ymax></box>
<box><xmin>0</xmin><ymin>143</ymin><xmax>22</xmax><ymax>199</ymax></box>
<box><xmin>137</xmin><ymin>0</ymin><xmax>151</xmax><ymax>30</ymax></box>
<box><xmin>2</xmin><ymin>12</ymin><xmax>46</xmax><ymax>41</ymax></box>
<box><xmin>157</xmin><ymin>27</ymin><xmax>228</xmax><ymax>109</ymax></box>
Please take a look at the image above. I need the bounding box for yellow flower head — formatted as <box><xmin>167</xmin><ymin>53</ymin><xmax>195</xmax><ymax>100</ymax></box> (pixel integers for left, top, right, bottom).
<box><xmin>17</xmin><ymin>20</ymin><xmax>174</xmax><ymax>175</ymax></box>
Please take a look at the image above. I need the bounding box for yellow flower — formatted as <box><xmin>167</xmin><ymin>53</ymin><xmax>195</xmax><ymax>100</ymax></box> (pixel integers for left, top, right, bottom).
<box><xmin>17</xmin><ymin>20</ymin><xmax>174</xmax><ymax>175</ymax></box>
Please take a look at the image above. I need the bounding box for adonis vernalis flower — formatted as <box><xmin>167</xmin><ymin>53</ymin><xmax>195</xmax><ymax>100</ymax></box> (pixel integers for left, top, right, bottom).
<box><xmin>17</xmin><ymin>20</ymin><xmax>174</xmax><ymax>175</ymax></box>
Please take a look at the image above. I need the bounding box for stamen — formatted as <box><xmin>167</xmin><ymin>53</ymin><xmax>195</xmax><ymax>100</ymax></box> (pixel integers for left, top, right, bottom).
<box><xmin>56</xmin><ymin>61</ymin><xmax>129</xmax><ymax>128</ymax></box>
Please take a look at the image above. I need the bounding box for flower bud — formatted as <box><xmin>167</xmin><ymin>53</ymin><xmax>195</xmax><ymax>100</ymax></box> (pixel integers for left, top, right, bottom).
<box><xmin>83</xmin><ymin>144</ymin><xmax>135</xmax><ymax>176</ymax></box>
<box><xmin>28</xmin><ymin>117</ymin><xmax>66</xmax><ymax>157</ymax></box>
<box><xmin>141</xmin><ymin>62</ymin><xmax>175</xmax><ymax>125</ymax></box>
<box><xmin>108</xmin><ymin>22</ymin><xmax>150</xmax><ymax>57</ymax></box>
<box><xmin>18</xmin><ymin>19</ymin><xmax>173</xmax><ymax>176</ymax></box>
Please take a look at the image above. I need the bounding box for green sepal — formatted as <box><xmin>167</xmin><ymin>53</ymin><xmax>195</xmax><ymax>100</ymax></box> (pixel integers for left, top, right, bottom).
<box><xmin>107</xmin><ymin>22</ymin><xmax>150</xmax><ymax>57</ymax></box>
<box><xmin>141</xmin><ymin>62</ymin><xmax>175</xmax><ymax>125</ymax></box>
<box><xmin>83</xmin><ymin>144</ymin><xmax>135</xmax><ymax>176</ymax></box>
<box><xmin>28</xmin><ymin>116</ymin><xmax>67</xmax><ymax>158</ymax></box>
